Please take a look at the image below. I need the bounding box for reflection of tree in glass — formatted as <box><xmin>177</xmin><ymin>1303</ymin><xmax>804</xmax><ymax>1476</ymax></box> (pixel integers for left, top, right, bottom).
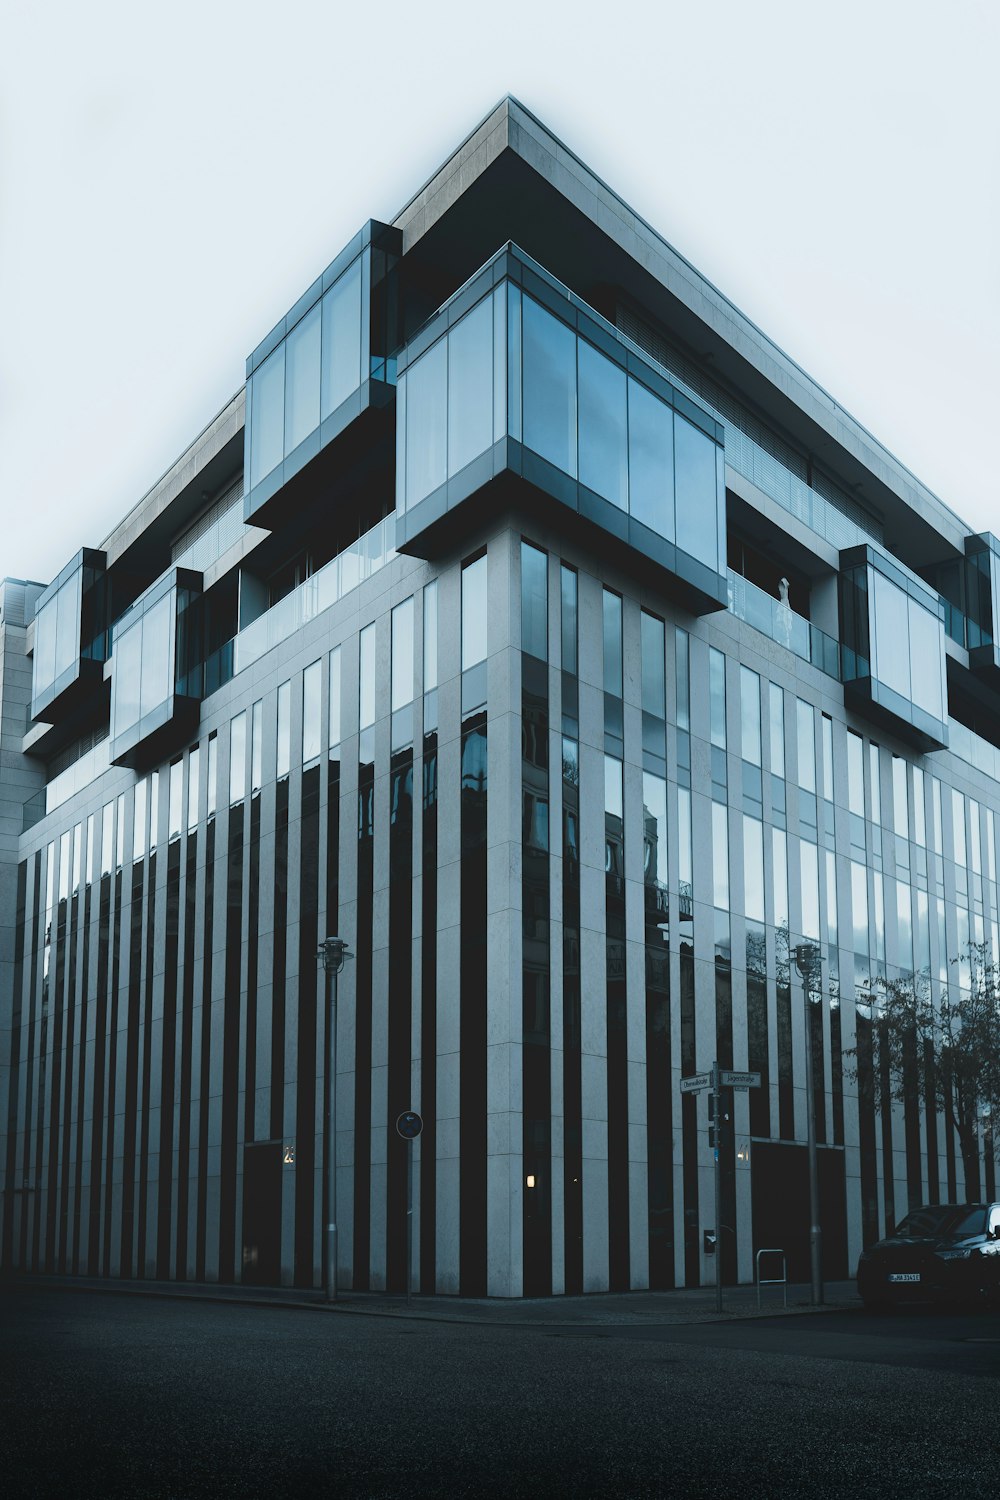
<box><xmin>845</xmin><ymin>943</ymin><xmax>1000</xmax><ymax>1198</ymax></box>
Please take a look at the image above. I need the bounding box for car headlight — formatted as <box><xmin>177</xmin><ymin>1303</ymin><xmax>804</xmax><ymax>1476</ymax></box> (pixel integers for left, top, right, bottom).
<box><xmin>936</xmin><ymin>1247</ymin><xmax>973</xmax><ymax>1261</ymax></box>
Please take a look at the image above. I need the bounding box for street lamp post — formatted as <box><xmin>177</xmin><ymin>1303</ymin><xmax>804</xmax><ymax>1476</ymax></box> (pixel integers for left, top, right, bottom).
<box><xmin>793</xmin><ymin>941</ymin><xmax>824</xmax><ymax>1307</ymax></box>
<box><xmin>317</xmin><ymin>936</ymin><xmax>352</xmax><ymax>1303</ymax></box>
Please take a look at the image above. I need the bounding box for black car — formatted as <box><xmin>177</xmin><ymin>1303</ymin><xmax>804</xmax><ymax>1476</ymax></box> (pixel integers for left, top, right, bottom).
<box><xmin>857</xmin><ymin>1202</ymin><xmax>1000</xmax><ymax>1309</ymax></box>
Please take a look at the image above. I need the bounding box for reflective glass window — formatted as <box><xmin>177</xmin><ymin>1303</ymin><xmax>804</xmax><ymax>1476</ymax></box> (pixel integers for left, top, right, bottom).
<box><xmin>522</xmin><ymin>297</ymin><xmax>577</xmax><ymax>477</ymax></box>
<box><xmin>908</xmin><ymin>598</ymin><xmax>944</xmax><ymax>719</ymax></box>
<box><xmin>675</xmin><ymin>628</ymin><xmax>690</xmax><ymax>731</ymax></box>
<box><xmin>796</xmin><ymin>700</ymin><xmax>815</xmax><ymax>793</ymax></box>
<box><xmin>303</xmin><ymin>660</ymin><xmax>322</xmax><ymax>763</ymax></box>
<box><xmin>114</xmin><ymin>623</ymin><xmax>142</xmax><ymax>735</ymax></box>
<box><xmin>851</xmin><ymin>862</ymin><xmax>868</xmax><ymax>954</ymax></box>
<box><xmin>892</xmin><ymin>757</ymin><xmax>908</xmax><ymax>838</ymax></box>
<box><xmin>207</xmin><ymin>734</ymin><xmax>218</xmax><ymax>818</ymax></box>
<box><xmin>422</xmin><ymin>584</ymin><xmax>437</xmax><ymax>693</ymax></box>
<box><xmin>772</xmin><ymin>828</ymin><xmax>789</xmax><ymax>929</ymax></box>
<box><xmin>871</xmin><ymin>569</ymin><xmax>911</xmax><ymax>700</ymax></box>
<box><xmin>740</xmin><ymin>667</ymin><xmax>761</xmax><ymax>765</ymax></box>
<box><xmin>284</xmin><ymin>304</ymin><xmax>321</xmax><ymax>454</ymax></box>
<box><xmin>276</xmin><ymin>681</ymin><xmax>290</xmax><ymax>778</ymax></box>
<box><xmin>391</xmin><ymin>599</ymin><xmax>414</xmax><ymax>711</ymax></box>
<box><xmin>560</xmin><ymin>567</ymin><xmax>578</xmax><ymax>675</ymax></box>
<box><xmin>101</xmin><ymin>802</ymin><xmax>114</xmax><ymax>876</ymax></box>
<box><xmin>678</xmin><ymin>786</ymin><xmax>693</xmax><ymax>895</ymax></box>
<box><xmin>250</xmin><ymin>703</ymin><xmax>262</xmax><ymax>793</ymax></box>
<box><xmin>826</xmin><ymin>849</ymin><xmax>838</xmax><ymax>946</ymax></box>
<box><xmin>521</xmin><ymin>543</ymin><xmax>548</xmax><ymax>661</ymax></box>
<box><xmin>34</xmin><ymin>597</ymin><xmax>57</xmax><ymax>698</ymax></box>
<box><xmin>578</xmin><ymin>340</ymin><xmax>627</xmax><ymax>507</ymax></box>
<box><xmin>166</xmin><ymin>759</ymin><xmax>181</xmax><ymax>839</ymax></box>
<box><xmin>712</xmin><ymin>802</ymin><xmax>729</xmax><ymax>909</ymax></box>
<box><xmin>674</xmin><ymin>415</ymin><xmax>718</xmax><ymax>569</ymax></box>
<box><xmin>321</xmin><ymin>258</ymin><xmax>362</xmax><ymax>420</ymax></box>
<box><xmin>230</xmin><ymin>712</ymin><xmax>246</xmax><ymax>805</ymax></box>
<box><xmin>139</xmin><ymin>596</ymin><xmax>172</xmax><ymax>720</ymax></box>
<box><xmin>643</xmin><ymin>771</ymin><xmax>668</xmax><ymax>889</ymax></box>
<box><xmin>873</xmin><ymin>871</ymin><xmax>885</xmax><ymax>963</ymax></box>
<box><xmin>821</xmin><ymin>716</ymin><xmax>834</xmax><ymax>801</ymax></box>
<box><xmin>709</xmin><ymin>648</ymin><xmax>726</xmax><ymax>749</ymax></box>
<box><xmin>847</xmin><ymin>731</ymin><xmax>864</xmax><ymax>816</ymax></box>
<box><xmin>448</xmin><ymin>296</ymin><xmax>494</xmax><ymax>479</ymax></box>
<box><xmin>952</xmin><ymin>789</ymin><xmax>967</xmax><ymax>867</ymax></box>
<box><xmin>970</xmin><ymin>801</ymin><xmax>982</xmax><ymax>875</ymax></box>
<box><xmin>913</xmin><ymin>769</ymin><xmax>926</xmax><ymax>847</ymax></box>
<box><xmin>604</xmin><ymin>755</ymin><xmax>623</xmax><ymax>819</ymax></box>
<box><xmin>405</xmin><ymin>338</ymin><xmax>448</xmax><ymax>507</ymax></box>
<box><xmin>743</xmin><ymin>815</ymin><xmax>765</xmax><ymax>922</ymax></box>
<box><xmin>800</xmin><ymin>839</ymin><xmax>820</xmax><ymax>939</ymax></box>
<box><xmin>461</xmin><ymin>555</ymin><xmax>488</xmax><ymax>670</ymax></box>
<box><xmin>603</xmin><ymin>591</ymin><xmax>622</xmax><ymax>697</ymax></box>
<box><xmin>54</xmin><ymin>570</ymin><xmax>82</xmax><ymax>681</ymax></box>
<box><xmin>188</xmin><ymin>745</ymin><xmax>201</xmax><ymax>830</ymax></box>
<box><xmin>329</xmin><ymin>650</ymin><xmax>341</xmax><ymax>748</ymax></box>
<box><xmin>769</xmin><ymin>684</ymin><xmax>785</xmax><ymax>778</ymax></box>
<box><xmin>869</xmin><ymin>743</ymin><xmax>882</xmax><ymax>823</ymax></box>
<box><xmin>359</xmin><ymin>625</ymin><xmax>376</xmax><ymax>729</ymax></box>
<box><xmin>133</xmin><ymin>779</ymin><xmax>147</xmax><ymax>861</ymax></box>
<box><xmin>641</xmin><ymin>611</ymin><xmax>665</xmax><ymax>719</ymax></box>
<box><xmin>628</xmin><ymin>378</ymin><xmax>674</xmax><ymax>539</ymax></box>
<box><xmin>250</xmin><ymin>344</ymin><xmax>285</xmax><ymax>487</ymax></box>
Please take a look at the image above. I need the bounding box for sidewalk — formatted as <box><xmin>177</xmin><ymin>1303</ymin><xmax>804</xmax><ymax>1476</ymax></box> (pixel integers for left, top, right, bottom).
<box><xmin>3</xmin><ymin>1272</ymin><xmax>862</xmax><ymax>1327</ymax></box>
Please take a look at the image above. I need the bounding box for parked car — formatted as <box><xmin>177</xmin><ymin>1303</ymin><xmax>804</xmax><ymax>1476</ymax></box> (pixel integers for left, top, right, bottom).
<box><xmin>857</xmin><ymin>1203</ymin><xmax>1000</xmax><ymax>1309</ymax></box>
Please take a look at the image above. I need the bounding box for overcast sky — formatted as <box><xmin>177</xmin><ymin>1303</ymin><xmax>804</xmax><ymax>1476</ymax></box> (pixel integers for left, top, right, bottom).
<box><xmin>2</xmin><ymin>0</ymin><xmax>997</xmax><ymax>586</ymax></box>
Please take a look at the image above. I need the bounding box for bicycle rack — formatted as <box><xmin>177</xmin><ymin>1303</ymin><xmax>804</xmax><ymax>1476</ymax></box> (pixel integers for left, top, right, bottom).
<box><xmin>755</xmin><ymin>1248</ymin><xmax>787</xmax><ymax>1310</ymax></box>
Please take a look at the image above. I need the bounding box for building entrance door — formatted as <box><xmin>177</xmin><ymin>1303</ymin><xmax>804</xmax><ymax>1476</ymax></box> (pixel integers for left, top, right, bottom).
<box><xmin>242</xmin><ymin>1142</ymin><xmax>282</xmax><ymax>1286</ymax></box>
<box><xmin>751</xmin><ymin>1142</ymin><xmax>848</xmax><ymax>1283</ymax></box>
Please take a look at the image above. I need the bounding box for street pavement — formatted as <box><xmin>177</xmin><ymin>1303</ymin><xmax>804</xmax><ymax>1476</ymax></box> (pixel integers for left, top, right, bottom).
<box><xmin>2</xmin><ymin>1281</ymin><xmax>997</xmax><ymax>1498</ymax></box>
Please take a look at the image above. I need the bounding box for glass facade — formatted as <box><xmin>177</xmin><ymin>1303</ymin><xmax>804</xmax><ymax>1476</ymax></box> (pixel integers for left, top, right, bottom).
<box><xmin>244</xmin><ymin>221</ymin><xmax>400</xmax><ymax>523</ymax></box>
<box><xmin>31</xmin><ymin>549</ymin><xmax>107</xmax><ymax>721</ymax></box>
<box><xmin>840</xmin><ymin>544</ymin><xmax>949</xmax><ymax>748</ymax></box>
<box><xmin>109</xmin><ymin>570</ymin><xmax>203</xmax><ymax>768</ymax></box>
<box><xmin>395</xmin><ymin>247</ymin><xmax>727</xmax><ymax>613</ymax></box>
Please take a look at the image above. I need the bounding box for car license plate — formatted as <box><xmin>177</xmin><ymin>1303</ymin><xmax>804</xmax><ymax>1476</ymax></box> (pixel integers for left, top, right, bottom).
<box><xmin>888</xmin><ymin>1273</ymin><xmax>921</xmax><ymax>1283</ymax></box>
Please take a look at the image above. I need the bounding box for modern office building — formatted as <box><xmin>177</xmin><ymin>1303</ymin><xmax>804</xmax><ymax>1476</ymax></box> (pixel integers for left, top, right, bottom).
<box><xmin>2</xmin><ymin>99</ymin><xmax>998</xmax><ymax>1298</ymax></box>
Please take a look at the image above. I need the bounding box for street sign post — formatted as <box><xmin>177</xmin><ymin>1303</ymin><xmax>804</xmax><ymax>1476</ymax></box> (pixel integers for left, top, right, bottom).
<box><xmin>395</xmin><ymin>1112</ymin><xmax>423</xmax><ymax>1303</ymax></box>
<box><xmin>679</xmin><ymin>1065</ymin><xmax>761</xmax><ymax>1313</ymax></box>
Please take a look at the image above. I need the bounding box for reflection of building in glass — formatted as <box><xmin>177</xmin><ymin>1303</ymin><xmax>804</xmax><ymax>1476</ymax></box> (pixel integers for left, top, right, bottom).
<box><xmin>3</xmin><ymin>99</ymin><xmax>998</xmax><ymax>1299</ymax></box>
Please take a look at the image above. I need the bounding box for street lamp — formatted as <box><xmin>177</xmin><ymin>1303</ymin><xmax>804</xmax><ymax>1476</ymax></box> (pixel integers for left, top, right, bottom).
<box><xmin>793</xmin><ymin>941</ymin><xmax>824</xmax><ymax>1307</ymax></box>
<box><xmin>317</xmin><ymin>936</ymin><xmax>352</xmax><ymax>1303</ymax></box>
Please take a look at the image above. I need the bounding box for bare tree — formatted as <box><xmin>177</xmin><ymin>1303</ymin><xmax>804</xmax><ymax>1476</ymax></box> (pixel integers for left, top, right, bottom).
<box><xmin>845</xmin><ymin>944</ymin><xmax>1000</xmax><ymax>1199</ymax></box>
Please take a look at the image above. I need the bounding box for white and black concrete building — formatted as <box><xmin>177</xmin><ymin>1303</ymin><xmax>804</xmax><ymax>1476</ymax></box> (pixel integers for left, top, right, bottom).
<box><xmin>2</xmin><ymin>99</ymin><xmax>999</xmax><ymax>1297</ymax></box>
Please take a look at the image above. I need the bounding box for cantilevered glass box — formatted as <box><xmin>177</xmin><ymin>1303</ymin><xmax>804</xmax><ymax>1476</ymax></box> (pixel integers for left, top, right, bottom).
<box><xmin>243</xmin><ymin>220</ymin><xmax>401</xmax><ymax>530</ymax></box>
<box><xmin>31</xmin><ymin>548</ymin><xmax>108</xmax><ymax>723</ymax></box>
<box><xmin>839</xmin><ymin>544</ymin><xmax>948</xmax><ymax>749</ymax></box>
<box><xmin>109</xmin><ymin>568</ymin><xmax>203</xmax><ymax>767</ymax></box>
<box><xmin>963</xmin><ymin>533</ymin><xmax>1000</xmax><ymax>684</ymax></box>
<box><xmin>394</xmin><ymin>246</ymin><xmax>728</xmax><ymax>615</ymax></box>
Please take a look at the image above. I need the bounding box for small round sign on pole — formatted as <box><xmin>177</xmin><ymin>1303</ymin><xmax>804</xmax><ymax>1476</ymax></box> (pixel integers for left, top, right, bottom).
<box><xmin>396</xmin><ymin>1110</ymin><xmax>422</xmax><ymax>1140</ymax></box>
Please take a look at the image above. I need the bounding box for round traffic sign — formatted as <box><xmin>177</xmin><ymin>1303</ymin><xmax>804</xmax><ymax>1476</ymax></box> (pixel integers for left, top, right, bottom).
<box><xmin>396</xmin><ymin>1111</ymin><xmax>422</xmax><ymax>1140</ymax></box>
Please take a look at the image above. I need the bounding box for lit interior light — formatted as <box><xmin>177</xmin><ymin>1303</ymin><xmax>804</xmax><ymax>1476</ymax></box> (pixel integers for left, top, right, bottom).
<box><xmin>526</xmin><ymin>1174</ymin><xmax>536</xmax><ymax>1188</ymax></box>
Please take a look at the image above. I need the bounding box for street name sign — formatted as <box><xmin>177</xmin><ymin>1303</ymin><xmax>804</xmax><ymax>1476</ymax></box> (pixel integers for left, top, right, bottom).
<box><xmin>720</xmin><ymin>1070</ymin><xmax>762</xmax><ymax>1089</ymax></box>
<box><xmin>680</xmin><ymin>1072</ymin><xmax>712</xmax><ymax>1094</ymax></box>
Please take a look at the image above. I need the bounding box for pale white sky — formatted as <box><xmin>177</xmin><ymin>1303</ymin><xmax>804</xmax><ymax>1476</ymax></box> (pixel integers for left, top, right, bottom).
<box><xmin>2</xmin><ymin>0</ymin><xmax>997</xmax><ymax>586</ymax></box>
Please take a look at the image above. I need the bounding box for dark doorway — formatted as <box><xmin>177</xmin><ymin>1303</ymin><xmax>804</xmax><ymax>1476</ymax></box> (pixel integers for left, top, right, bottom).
<box><xmin>242</xmin><ymin>1143</ymin><xmax>282</xmax><ymax>1286</ymax></box>
<box><xmin>751</xmin><ymin>1142</ymin><xmax>848</xmax><ymax>1283</ymax></box>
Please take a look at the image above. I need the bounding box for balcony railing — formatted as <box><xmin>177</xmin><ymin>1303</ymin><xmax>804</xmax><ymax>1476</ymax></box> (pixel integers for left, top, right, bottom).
<box><xmin>232</xmin><ymin>512</ymin><xmax>397</xmax><ymax>675</ymax></box>
<box><xmin>726</xmin><ymin>571</ymin><xmax>840</xmax><ymax>679</ymax></box>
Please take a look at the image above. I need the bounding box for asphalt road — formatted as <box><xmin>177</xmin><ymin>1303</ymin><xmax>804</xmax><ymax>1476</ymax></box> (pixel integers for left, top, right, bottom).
<box><xmin>2</xmin><ymin>1290</ymin><xmax>997</xmax><ymax>1499</ymax></box>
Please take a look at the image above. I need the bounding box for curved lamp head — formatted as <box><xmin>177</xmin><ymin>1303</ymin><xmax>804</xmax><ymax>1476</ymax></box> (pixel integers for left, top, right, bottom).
<box><xmin>317</xmin><ymin>936</ymin><xmax>352</xmax><ymax>974</ymax></box>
